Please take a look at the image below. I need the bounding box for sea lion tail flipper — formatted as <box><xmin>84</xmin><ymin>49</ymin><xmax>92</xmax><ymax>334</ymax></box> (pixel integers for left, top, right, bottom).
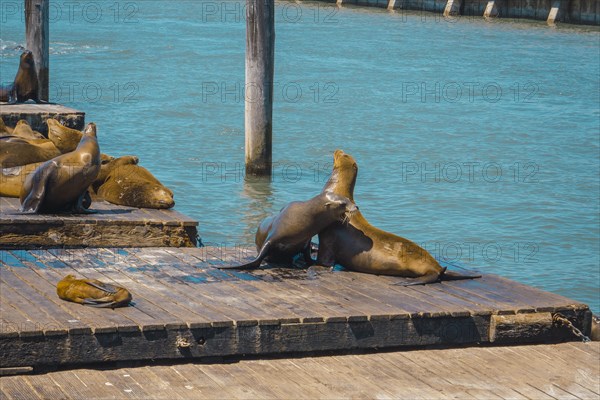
<box><xmin>393</xmin><ymin>272</ymin><xmax>443</xmax><ymax>286</ymax></box>
<box><xmin>82</xmin><ymin>298</ymin><xmax>120</xmax><ymax>308</ymax></box>
<box><xmin>217</xmin><ymin>241</ymin><xmax>272</xmax><ymax>270</ymax></box>
<box><xmin>20</xmin><ymin>163</ymin><xmax>55</xmax><ymax>213</ymax></box>
<box><xmin>84</xmin><ymin>280</ymin><xmax>118</xmax><ymax>294</ymax></box>
<box><xmin>441</xmin><ymin>270</ymin><xmax>482</xmax><ymax>281</ymax></box>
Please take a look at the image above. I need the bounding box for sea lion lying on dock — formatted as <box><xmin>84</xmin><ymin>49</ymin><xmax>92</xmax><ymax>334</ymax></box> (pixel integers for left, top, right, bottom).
<box><xmin>0</xmin><ymin>154</ymin><xmax>133</xmax><ymax>198</ymax></box>
<box><xmin>20</xmin><ymin>122</ymin><xmax>100</xmax><ymax>213</ymax></box>
<box><xmin>47</xmin><ymin>118</ymin><xmax>83</xmax><ymax>153</ymax></box>
<box><xmin>218</xmin><ymin>191</ymin><xmax>357</xmax><ymax>269</ymax></box>
<box><xmin>0</xmin><ymin>135</ymin><xmax>61</xmax><ymax>167</ymax></box>
<box><xmin>316</xmin><ymin>150</ymin><xmax>481</xmax><ymax>285</ymax></box>
<box><xmin>94</xmin><ymin>159</ymin><xmax>175</xmax><ymax>209</ymax></box>
<box><xmin>0</xmin><ymin>50</ymin><xmax>43</xmax><ymax>104</ymax></box>
<box><xmin>57</xmin><ymin>274</ymin><xmax>132</xmax><ymax>308</ymax></box>
<box><xmin>11</xmin><ymin>120</ymin><xmax>45</xmax><ymax>140</ymax></box>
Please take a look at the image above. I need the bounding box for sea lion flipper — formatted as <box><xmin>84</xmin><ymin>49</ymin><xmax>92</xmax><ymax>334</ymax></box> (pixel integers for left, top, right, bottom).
<box><xmin>217</xmin><ymin>241</ymin><xmax>272</xmax><ymax>270</ymax></box>
<box><xmin>20</xmin><ymin>163</ymin><xmax>56</xmax><ymax>213</ymax></box>
<box><xmin>84</xmin><ymin>280</ymin><xmax>118</xmax><ymax>294</ymax></box>
<box><xmin>441</xmin><ymin>270</ymin><xmax>482</xmax><ymax>281</ymax></box>
<box><xmin>82</xmin><ymin>298</ymin><xmax>119</xmax><ymax>308</ymax></box>
<box><xmin>393</xmin><ymin>273</ymin><xmax>441</xmax><ymax>286</ymax></box>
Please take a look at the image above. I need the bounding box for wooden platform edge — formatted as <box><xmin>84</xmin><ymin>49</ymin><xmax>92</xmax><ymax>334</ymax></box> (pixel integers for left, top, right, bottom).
<box><xmin>0</xmin><ymin>308</ymin><xmax>591</xmax><ymax>370</ymax></box>
<box><xmin>0</xmin><ymin>222</ymin><xmax>198</xmax><ymax>248</ymax></box>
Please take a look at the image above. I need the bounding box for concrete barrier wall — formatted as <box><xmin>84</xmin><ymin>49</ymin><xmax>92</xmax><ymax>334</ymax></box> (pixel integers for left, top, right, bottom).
<box><xmin>329</xmin><ymin>0</ymin><xmax>600</xmax><ymax>25</ymax></box>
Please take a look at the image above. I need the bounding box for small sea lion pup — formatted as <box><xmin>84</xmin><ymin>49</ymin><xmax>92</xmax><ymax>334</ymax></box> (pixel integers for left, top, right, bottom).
<box><xmin>95</xmin><ymin>160</ymin><xmax>175</xmax><ymax>209</ymax></box>
<box><xmin>0</xmin><ymin>50</ymin><xmax>43</xmax><ymax>104</ymax></box>
<box><xmin>317</xmin><ymin>150</ymin><xmax>481</xmax><ymax>285</ymax></box>
<box><xmin>20</xmin><ymin>122</ymin><xmax>101</xmax><ymax>213</ymax></box>
<box><xmin>219</xmin><ymin>191</ymin><xmax>358</xmax><ymax>270</ymax></box>
<box><xmin>57</xmin><ymin>274</ymin><xmax>132</xmax><ymax>308</ymax></box>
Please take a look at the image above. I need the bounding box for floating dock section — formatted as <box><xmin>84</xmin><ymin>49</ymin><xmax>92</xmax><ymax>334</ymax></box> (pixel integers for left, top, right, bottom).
<box><xmin>0</xmin><ymin>245</ymin><xmax>591</xmax><ymax>370</ymax></box>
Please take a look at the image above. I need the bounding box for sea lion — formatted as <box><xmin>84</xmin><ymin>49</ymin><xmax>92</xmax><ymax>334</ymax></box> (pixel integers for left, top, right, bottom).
<box><xmin>47</xmin><ymin>118</ymin><xmax>82</xmax><ymax>153</ymax></box>
<box><xmin>0</xmin><ymin>118</ymin><xmax>14</xmax><ymax>135</ymax></box>
<box><xmin>0</xmin><ymin>135</ymin><xmax>61</xmax><ymax>167</ymax></box>
<box><xmin>218</xmin><ymin>191</ymin><xmax>358</xmax><ymax>269</ymax></box>
<box><xmin>0</xmin><ymin>50</ymin><xmax>43</xmax><ymax>104</ymax></box>
<box><xmin>20</xmin><ymin>122</ymin><xmax>100</xmax><ymax>213</ymax></box>
<box><xmin>96</xmin><ymin>162</ymin><xmax>174</xmax><ymax>209</ymax></box>
<box><xmin>316</xmin><ymin>150</ymin><xmax>481</xmax><ymax>285</ymax></box>
<box><xmin>56</xmin><ymin>274</ymin><xmax>132</xmax><ymax>308</ymax></box>
<box><xmin>11</xmin><ymin>120</ymin><xmax>45</xmax><ymax>140</ymax></box>
<box><xmin>0</xmin><ymin>153</ymin><xmax>120</xmax><ymax>198</ymax></box>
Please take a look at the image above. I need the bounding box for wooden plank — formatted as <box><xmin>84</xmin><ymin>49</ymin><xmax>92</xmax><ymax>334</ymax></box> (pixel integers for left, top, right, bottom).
<box><xmin>168</xmin><ymin>248</ymin><xmax>312</xmax><ymax>322</ymax></box>
<box><xmin>178</xmin><ymin>248</ymin><xmax>343</xmax><ymax>321</ymax></box>
<box><xmin>127</xmin><ymin>248</ymin><xmax>282</xmax><ymax>322</ymax></box>
<box><xmin>0</xmin><ymin>377</ymin><xmax>41</xmax><ymax>399</ymax></box>
<box><xmin>122</xmin><ymin>367</ymin><xmax>187</xmax><ymax>400</ymax></box>
<box><xmin>97</xmin><ymin>248</ymin><xmax>242</xmax><ymax>324</ymax></box>
<box><xmin>24</xmin><ymin>374</ymin><xmax>70</xmax><ymax>400</ymax></box>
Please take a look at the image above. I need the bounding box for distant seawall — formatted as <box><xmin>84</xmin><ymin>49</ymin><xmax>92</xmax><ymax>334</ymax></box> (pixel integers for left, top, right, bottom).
<box><xmin>323</xmin><ymin>0</ymin><xmax>600</xmax><ymax>25</ymax></box>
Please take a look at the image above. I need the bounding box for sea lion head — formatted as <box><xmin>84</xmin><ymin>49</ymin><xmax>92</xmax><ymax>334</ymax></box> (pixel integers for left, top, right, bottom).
<box><xmin>47</xmin><ymin>118</ymin><xmax>83</xmax><ymax>153</ymax></box>
<box><xmin>143</xmin><ymin>185</ymin><xmax>175</xmax><ymax>209</ymax></box>
<box><xmin>93</xmin><ymin>155</ymin><xmax>139</xmax><ymax>192</ymax></box>
<box><xmin>323</xmin><ymin>149</ymin><xmax>358</xmax><ymax>201</ymax></box>
<box><xmin>20</xmin><ymin>50</ymin><xmax>34</xmax><ymax>68</ymax></box>
<box><xmin>83</xmin><ymin>122</ymin><xmax>97</xmax><ymax>138</ymax></box>
<box><xmin>323</xmin><ymin>191</ymin><xmax>358</xmax><ymax>224</ymax></box>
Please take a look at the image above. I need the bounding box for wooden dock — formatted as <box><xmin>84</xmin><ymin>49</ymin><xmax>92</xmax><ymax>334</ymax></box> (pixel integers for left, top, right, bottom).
<box><xmin>0</xmin><ymin>103</ymin><xmax>84</xmax><ymax>136</ymax></box>
<box><xmin>0</xmin><ymin>246</ymin><xmax>591</xmax><ymax>370</ymax></box>
<box><xmin>1</xmin><ymin>342</ymin><xmax>598</xmax><ymax>399</ymax></box>
<box><xmin>0</xmin><ymin>197</ymin><xmax>198</xmax><ymax>248</ymax></box>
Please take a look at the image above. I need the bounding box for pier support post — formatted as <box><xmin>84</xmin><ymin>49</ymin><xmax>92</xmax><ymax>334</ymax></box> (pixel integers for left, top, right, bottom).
<box><xmin>25</xmin><ymin>0</ymin><xmax>49</xmax><ymax>102</ymax></box>
<box><xmin>245</xmin><ymin>0</ymin><xmax>275</xmax><ymax>177</ymax></box>
<box><xmin>483</xmin><ymin>0</ymin><xmax>500</xmax><ymax>18</ymax></box>
<box><xmin>443</xmin><ymin>0</ymin><xmax>462</xmax><ymax>17</ymax></box>
<box><xmin>547</xmin><ymin>0</ymin><xmax>567</xmax><ymax>24</ymax></box>
<box><xmin>387</xmin><ymin>0</ymin><xmax>396</xmax><ymax>10</ymax></box>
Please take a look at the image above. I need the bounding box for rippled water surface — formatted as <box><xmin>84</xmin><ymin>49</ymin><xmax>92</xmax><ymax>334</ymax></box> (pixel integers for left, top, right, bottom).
<box><xmin>1</xmin><ymin>1</ymin><xmax>599</xmax><ymax>312</ymax></box>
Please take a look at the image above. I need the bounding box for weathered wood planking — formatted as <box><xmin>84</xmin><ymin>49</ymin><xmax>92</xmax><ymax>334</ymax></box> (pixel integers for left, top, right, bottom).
<box><xmin>0</xmin><ymin>104</ymin><xmax>83</xmax><ymax>136</ymax></box>
<box><xmin>0</xmin><ymin>343</ymin><xmax>598</xmax><ymax>399</ymax></box>
<box><xmin>0</xmin><ymin>197</ymin><xmax>198</xmax><ymax>248</ymax></box>
<box><xmin>0</xmin><ymin>247</ymin><xmax>591</xmax><ymax>369</ymax></box>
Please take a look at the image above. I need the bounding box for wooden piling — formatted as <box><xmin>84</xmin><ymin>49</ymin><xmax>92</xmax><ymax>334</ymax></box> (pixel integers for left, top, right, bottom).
<box><xmin>245</xmin><ymin>0</ymin><xmax>275</xmax><ymax>177</ymax></box>
<box><xmin>25</xmin><ymin>0</ymin><xmax>49</xmax><ymax>102</ymax></box>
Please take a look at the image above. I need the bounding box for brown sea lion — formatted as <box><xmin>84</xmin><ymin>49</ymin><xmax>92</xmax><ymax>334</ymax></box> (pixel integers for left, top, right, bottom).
<box><xmin>20</xmin><ymin>122</ymin><xmax>100</xmax><ymax>213</ymax></box>
<box><xmin>11</xmin><ymin>120</ymin><xmax>45</xmax><ymax>140</ymax></box>
<box><xmin>0</xmin><ymin>50</ymin><xmax>43</xmax><ymax>104</ymax></box>
<box><xmin>316</xmin><ymin>150</ymin><xmax>481</xmax><ymax>285</ymax></box>
<box><xmin>0</xmin><ymin>135</ymin><xmax>61</xmax><ymax>167</ymax></box>
<box><xmin>56</xmin><ymin>274</ymin><xmax>132</xmax><ymax>308</ymax></box>
<box><xmin>218</xmin><ymin>191</ymin><xmax>358</xmax><ymax>269</ymax></box>
<box><xmin>1</xmin><ymin>153</ymin><xmax>119</xmax><ymax>198</ymax></box>
<box><xmin>96</xmin><ymin>162</ymin><xmax>174</xmax><ymax>209</ymax></box>
<box><xmin>0</xmin><ymin>118</ymin><xmax>14</xmax><ymax>135</ymax></box>
<box><xmin>47</xmin><ymin>118</ymin><xmax>82</xmax><ymax>153</ymax></box>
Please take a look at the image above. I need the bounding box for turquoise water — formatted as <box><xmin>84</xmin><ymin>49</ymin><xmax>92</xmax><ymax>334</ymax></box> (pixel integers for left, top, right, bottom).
<box><xmin>1</xmin><ymin>1</ymin><xmax>599</xmax><ymax>312</ymax></box>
